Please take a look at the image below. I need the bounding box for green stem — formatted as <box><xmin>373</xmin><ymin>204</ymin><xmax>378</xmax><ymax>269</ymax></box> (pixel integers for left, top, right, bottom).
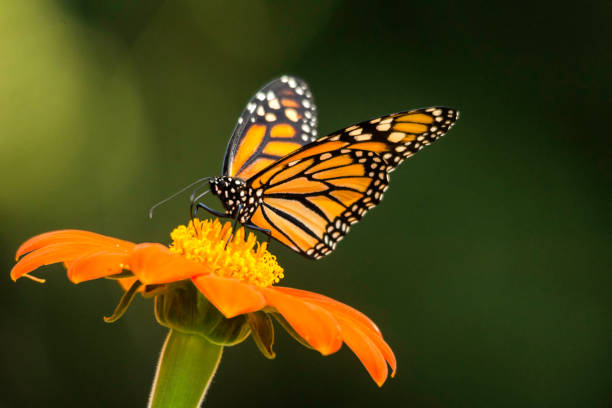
<box><xmin>148</xmin><ymin>330</ymin><xmax>223</xmax><ymax>408</ymax></box>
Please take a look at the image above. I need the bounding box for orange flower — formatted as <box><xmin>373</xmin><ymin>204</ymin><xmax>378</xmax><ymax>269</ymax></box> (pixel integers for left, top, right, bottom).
<box><xmin>11</xmin><ymin>219</ymin><xmax>396</xmax><ymax>386</ymax></box>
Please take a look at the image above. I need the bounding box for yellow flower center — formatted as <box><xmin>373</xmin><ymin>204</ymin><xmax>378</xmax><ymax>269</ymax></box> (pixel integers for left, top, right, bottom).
<box><xmin>169</xmin><ymin>218</ymin><xmax>284</xmax><ymax>287</ymax></box>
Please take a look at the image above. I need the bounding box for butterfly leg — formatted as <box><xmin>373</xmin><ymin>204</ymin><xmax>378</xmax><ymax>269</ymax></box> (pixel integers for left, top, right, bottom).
<box><xmin>224</xmin><ymin>205</ymin><xmax>243</xmax><ymax>249</ymax></box>
<box><xmin>191</xmin><ymin>203</ymin><xmax>229</xmax><ymax>238</ymax></box>
<box><xmin>244</xmin><ymin>223</ymin><xmax>272</xmax><ymax>246</ymax></box>
<box><xmin>192</xmin><ymin>202</ymin><xmax>227</xmax><ymax>219</ymax></box>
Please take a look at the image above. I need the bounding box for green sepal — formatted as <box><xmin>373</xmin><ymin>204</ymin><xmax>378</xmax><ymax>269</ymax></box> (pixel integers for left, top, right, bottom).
<box><xmin>142</xmin><ymin>284</ymin><xmax>167</xmax><ymax>298</ymax></box>
<box><xmin>247</xmin><ymin>312</ymin><xmax>276</xmax><ymax>359</ymax></box>
<box><xmin>104</xmin><ymin>280</ymin><xmax>142</xmax><ymax>323</ymax></box>
<box><xmin>154</xmin><ymin>280</ymin><xmax>251</xmax><ymax>346</ymax></box>
<box><xmin>271</xmin><ymin>312</ymin><xmax>314</xmax><ymax>350</ymax></box>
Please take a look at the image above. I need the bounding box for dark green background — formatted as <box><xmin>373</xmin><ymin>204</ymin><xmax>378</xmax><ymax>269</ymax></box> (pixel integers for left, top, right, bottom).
<box><xmin>1</xmin><ymin>1</ymin><xmax>610</xmax><ymax>407</ymax></box>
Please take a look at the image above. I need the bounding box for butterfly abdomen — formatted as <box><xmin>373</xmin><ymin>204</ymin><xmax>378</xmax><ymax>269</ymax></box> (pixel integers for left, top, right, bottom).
<box><xmin>210</xmin><ymin>176</ymin><xmax>263</xmax><ymax>221</ymax></box>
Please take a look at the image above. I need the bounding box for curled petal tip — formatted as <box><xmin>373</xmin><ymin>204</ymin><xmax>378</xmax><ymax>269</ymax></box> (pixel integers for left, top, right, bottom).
<box><xmin>22</xmin><ymin>273</ymin><xmax>46</xmax><ymax>284</ymax></box>
<box><xmin>316</xmin><ymin>337</ymin><xmax>344</xmax><ymax>356</ymax></box>
<box><xmin>9</xmin><ymin>266</ymin><xmax>20</xmax><ymax>282</ymax></box>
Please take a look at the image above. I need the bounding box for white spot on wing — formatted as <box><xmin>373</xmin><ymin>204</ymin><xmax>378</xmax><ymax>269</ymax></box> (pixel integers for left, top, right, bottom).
<box><xmin>387</xmin><ymin>132</ymin><xmax>405</xmax><ymax>143</ymax></box>
<box><xmin>354</xmin><ymin>133</ymin><xmax>372</xmax><ymax>141</ymax></box>
<box><xmin>285</xmin><ymin>108</ymin><xmax>299</xmax><ymax>122</ymax></box>
<box><xmin>268</xmin><ymin>98</ymin><xmax>280</xmax><ymax>110</ymax></box>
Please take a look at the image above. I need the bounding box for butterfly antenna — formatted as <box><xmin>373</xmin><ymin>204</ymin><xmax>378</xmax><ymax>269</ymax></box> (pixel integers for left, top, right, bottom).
<box><xmin>148</xmin><ymin>177</ymin><xmax>212</xmax><ymax>219</ymax></box>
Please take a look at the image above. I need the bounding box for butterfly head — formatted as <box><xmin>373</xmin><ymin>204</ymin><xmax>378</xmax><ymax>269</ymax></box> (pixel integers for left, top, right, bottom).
<box><xmin>209</xmin><ymin>176</ymin><xmax>261</xmax><ymax>220</ymax></box>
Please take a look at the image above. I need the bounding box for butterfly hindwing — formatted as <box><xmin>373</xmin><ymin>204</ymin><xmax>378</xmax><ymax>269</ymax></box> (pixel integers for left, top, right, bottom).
<box><xmin>243</xmin><ymin>106</ymin><xmax>458</xmax><ymax>258</ymax></box>
<box><xmin>222</xmin><ymin>76</ymin><xmax>318</xmax><ymax>181</ymax></box>
<box><xmin>246</xmin><ymin>147</ymin><xmax>389</xmax><ymax>259</ymax></box>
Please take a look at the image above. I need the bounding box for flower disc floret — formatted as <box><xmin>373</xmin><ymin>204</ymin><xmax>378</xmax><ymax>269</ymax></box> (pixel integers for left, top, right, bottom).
<box><xmin>169</xmin><ymin>219</ymin><xmax>284</xmax><ymax>288</ymax></box>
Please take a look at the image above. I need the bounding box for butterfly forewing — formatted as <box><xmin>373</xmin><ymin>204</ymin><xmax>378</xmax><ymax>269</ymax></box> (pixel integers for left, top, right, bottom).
<box><xmin>222</xmin><ymin>76</ymin><xmax>318</xmax><ymax>181</ymax></box>
<box><xmin>243</xmin><ymin>106</ymin><xmax>458</xmax><ymax>259</ymax></box>
<box><xmin>315</xmin><ymin>107</ymin><xmax>459</xmax><ymax>172</ymax></box>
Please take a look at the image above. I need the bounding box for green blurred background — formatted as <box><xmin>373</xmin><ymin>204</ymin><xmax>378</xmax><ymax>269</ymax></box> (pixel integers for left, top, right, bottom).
<box><xmin>1</xmin><ymin>1</ymin><xmax>610</xmax><ymax>406</ymax></box>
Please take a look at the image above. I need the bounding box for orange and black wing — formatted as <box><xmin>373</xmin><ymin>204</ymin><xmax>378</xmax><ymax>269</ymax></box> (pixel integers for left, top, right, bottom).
<box><xmin>222</xmin><ymin>76</ymin><xmax>317</xmax><ymax>180</ymax></box>
<box><xmin>314</xmin><ymin>107</ymin><xmax>459</xmax><ymax>172</ymax></box>
<box><xmin>247</xmin><ymin>147</ymin><xmax>390</xmax><ymax>259</ymax></box>
<box><xmin>244</xmin><ymin>107</ymin><xmax>459</xmax><ymax>259</ymax></box>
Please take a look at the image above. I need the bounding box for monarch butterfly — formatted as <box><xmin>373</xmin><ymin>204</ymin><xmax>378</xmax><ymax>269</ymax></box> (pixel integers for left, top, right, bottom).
<box><xmin>190</xmin><ymin>76</ymin><xmax>458</xmax><ymax>259</ymax></box>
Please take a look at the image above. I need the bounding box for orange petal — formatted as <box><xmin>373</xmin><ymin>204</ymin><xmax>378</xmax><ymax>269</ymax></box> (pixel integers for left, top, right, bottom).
<box><xmin>337</xmin><ymin>317</ymin><xmax>388</xmax><ymax>387</ymax></box>
<box><xmin>192</xmin><ymin>275</ymin><xmax>266</xmax><ymax>318</ymax></box>
<box><xmin>264</xmin><ymin>288</ymin><xmax>342</xmax><ymax>355</ymax></box>
<box><xmin>16</xmin><ymin>230</ymin><xmax>134</xmax><ymax>259</ymax></box>
<box><xmin>331</xmin><ymin>314</ymin><xmax>396</xmax><ymax>379</ymax></box>
<box><xmin>276</xmin><ymin>287</ymin><xmax>396</xmax><ymax>378</ymax></box>
<box><xmin>10</xmin><ymin>243</ymin><xmax>111</xmax><ymax>281</ymax></box>
<box><xmin>126</xmin><ymin>243</ymin><xmax>210</xmax><ymax>285</ymax></box>
<box><xmin>336</xmin><ymin>318</ymin><xmax>396</xmax><ymax>379</ymax></box>
<box><xmin>275</xmin><ymin>287</ymin><xmax>381</xmax><ymax>335</ymax></box>
<box><xmin>66</xmin><ymin>250</ymin><xmax>128</xmax><ymax>284</ymax></box>
<box><xmin>366</xmin><ymin>331</ymin><xmax>396</xmax><ymax>378</ymax></box>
